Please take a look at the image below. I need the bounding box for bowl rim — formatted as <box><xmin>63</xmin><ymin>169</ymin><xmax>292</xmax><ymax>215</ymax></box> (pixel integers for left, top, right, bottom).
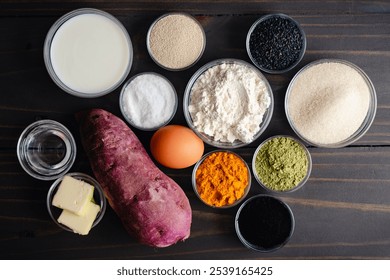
<box><xmin>235</xmin><ymin>194</ymin><xmax>295</xmax><ymax>252</ymax></box>
<box><xmin>252</xmin><ymin>135</ymin><xmax>312</xmax><ymax>193</ymax></box>
<box><xmin>183</xmin><ymin>58</ymin><xmax>274</xmax><ymax>149</ymax></box>
<box><xmin>16</xmin><ymin>119</ymin><xmax>77</xmax><ymax>181</ymax></box>
<box><xmin>146</xmin><ymin>12</ymin><xmax>206</xmax><ymax>71</ymax></box>
<box><xmin>192</xmin><ymin>149</ymin><xmax>252</xmax><ymax>209</ymax></box>
<box><xmin>46</xmin><ymin>172</ymin><xmax>107</xmax><ymax>233</ymax></box>
<box><xmin>246</xmin><ymin>13</ymin><xmax>307</xmax><ymax>74</ymax></box>
<box><xmin>119</xmin><ymin>72</ymin><xmax>178</xmax><ymax>131</ymax></box>
<box><xmin>43</xmin><ymin>8</ymin><xmax>133</xmax><ymax>98</ymax></box>
<box><xmin>285</xmin><ymin>58</ymin><xmax>377</xmax><ymax>148</ymax></box>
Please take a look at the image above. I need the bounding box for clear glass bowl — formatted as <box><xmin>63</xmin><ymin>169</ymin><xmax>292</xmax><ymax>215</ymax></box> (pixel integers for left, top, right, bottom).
<box><xmin>192</xmin><ymin>150</ymin><xmax>251</xmax><ymax>208</ymax></box>
<box><xmin>285</xmin><ymin>59</ymin><xmax>377</xmax><ymax>148</ymax></box>
<box><xmin>17</xmin><ymin>120</ymin><xmax>76</xmax><ymax>181</ymax></box>
<box><xmin>46</xmin><ymin>172</ymin><xmax>107</xmax><ymax>233</ymax></box>
<box><xmin>119</xmin><ymin>72</ymin><xmax>178</xmax><ymax>131</ymax></box>
<box><xmin>235</xmin><ymin>194</ymin><xmax>295</xmax><ymax>252</ymax></box>
<box><xmin>146</xmin><ymin>12</ymin><xmax>206</xmax><ymax>71</ymax></box>
<box><xmin>252</xmin><ymin>135</ymin><xmax>312</xmax><ymax>193</ymax></box>
<box><xmin>43</xmin><ymin>8</ymin><xmax>133</xmax><ymax>98</ymax></box>
<box><xmin>183</xmin><ymin>58</ymin><xmax>274</xmax><ymax>149</ymax></box>
<box><xmin>246</xmin><ymin>13</ymin><xmax>306</xmax><ymax>74</ymax></box>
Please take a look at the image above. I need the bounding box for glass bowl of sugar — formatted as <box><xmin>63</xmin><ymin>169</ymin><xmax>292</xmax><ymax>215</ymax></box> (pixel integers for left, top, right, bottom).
<box><xmin>285</xmin><ymin>59</ymin><xmax>377</xmax><ymax>148</ymax></box>
<box><xmin>119</xmin><ymin>72</ymin><xmax>178</xmax><ymax>131</ymax></box>
<box><xmin>44</xmin><ymin>8</ymin><xmax>133</xmax><ymax>98</ymax></box>
<box><xmin>183</xmin><ymin>58</ymin><xmax>274</xmax><ymax>149</ymax></box>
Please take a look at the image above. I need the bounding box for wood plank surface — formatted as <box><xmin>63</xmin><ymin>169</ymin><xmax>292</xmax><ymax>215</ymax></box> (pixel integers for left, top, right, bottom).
<box><xmin>0</xmin><ymin>0</ymin><xmax>390</xmax><ymax>259</ymax></box>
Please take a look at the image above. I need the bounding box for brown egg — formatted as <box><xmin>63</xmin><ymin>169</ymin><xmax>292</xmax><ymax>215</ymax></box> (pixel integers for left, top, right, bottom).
<box><xmin>150</xmin><ymin>125</ymin><xmax>204</xmax><ymax>169</ymax></box>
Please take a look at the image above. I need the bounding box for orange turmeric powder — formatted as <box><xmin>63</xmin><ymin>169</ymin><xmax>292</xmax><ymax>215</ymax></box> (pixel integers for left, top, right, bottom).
<box><xmin>195</xmin><ymin>151</ymin><xmax>249</xmax><ymax>207</ymax></box>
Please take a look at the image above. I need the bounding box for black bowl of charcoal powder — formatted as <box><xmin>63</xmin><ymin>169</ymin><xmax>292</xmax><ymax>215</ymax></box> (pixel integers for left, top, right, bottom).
<box><xmin>246</xmin><ymin>14</ymin><xmax>306</xmax><ymax>74</ymax></box>
<box><xmin>235</xmin><ymin>195</ymin><xmax>295</xmax><ymax>252</ymax></box>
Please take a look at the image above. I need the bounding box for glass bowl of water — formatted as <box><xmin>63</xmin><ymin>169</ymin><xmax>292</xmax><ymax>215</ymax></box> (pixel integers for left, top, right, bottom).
<box><xmin>17</xmin><ymin>120</ymin><xmax>77</xmax><ymax>180</ymax></box>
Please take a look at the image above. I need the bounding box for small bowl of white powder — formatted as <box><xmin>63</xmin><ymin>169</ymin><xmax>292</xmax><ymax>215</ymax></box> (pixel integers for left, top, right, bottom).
<box><xmin>285</xmin><ymin>59</ymin><xmax>377</xmax><ymax>148</ymax></box>
<box><xmin>183</xmin><ymin>59</ymin><xmax>274</xmax><ymax>148</ymax></box>
<box><xmin>120</xmin><ymin>72</ymin><xmax>178</xmax><ymax>131</ymax></box>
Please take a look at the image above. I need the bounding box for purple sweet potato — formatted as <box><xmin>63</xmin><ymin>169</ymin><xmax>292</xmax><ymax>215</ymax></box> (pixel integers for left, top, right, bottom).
<box><xmin>77</xmin><ymin>109</ymin><xmax>191</xmax><ymax>247</ymax></box>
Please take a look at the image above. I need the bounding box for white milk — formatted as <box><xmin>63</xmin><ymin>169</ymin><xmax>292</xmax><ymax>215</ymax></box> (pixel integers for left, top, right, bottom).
<box><xmin>50</xmin><ymin>13</ymin><xmax>130</xmax><ymax>94</ymax></box>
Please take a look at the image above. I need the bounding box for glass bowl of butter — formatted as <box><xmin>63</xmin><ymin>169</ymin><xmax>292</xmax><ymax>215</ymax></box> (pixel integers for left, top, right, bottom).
<box><xmin>46</xmin><ymin>172</ymin><xmax>106</xmax><ymax>235</ymax></box>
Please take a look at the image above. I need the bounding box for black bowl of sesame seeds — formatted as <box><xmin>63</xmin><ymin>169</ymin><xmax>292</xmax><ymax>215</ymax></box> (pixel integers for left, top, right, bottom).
<box><xmin>246</xmin><ymin>13</ymin><xmax>306</xmax><ymax>74</ymax></box>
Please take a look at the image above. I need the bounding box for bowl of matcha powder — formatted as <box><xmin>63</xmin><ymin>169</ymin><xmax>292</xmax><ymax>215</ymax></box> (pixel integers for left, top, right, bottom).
<box><xmin>252</xmin><ymin>135</ymin><xmax>312</xmax><ymax>193</ymax></box>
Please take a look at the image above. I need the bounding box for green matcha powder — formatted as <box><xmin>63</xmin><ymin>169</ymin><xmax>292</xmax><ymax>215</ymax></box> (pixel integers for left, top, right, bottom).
<box><xmin>255</xmin><ymin>136</ymin><xmax>308</xmax><ymax>191</ymax></box>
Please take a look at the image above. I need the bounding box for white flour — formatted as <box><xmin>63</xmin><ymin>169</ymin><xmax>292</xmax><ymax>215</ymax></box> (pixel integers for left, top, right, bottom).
<box><xmin>189</xmin><ymin>63</ymin><xmax>271</xmax><ymax>143</ymax></box>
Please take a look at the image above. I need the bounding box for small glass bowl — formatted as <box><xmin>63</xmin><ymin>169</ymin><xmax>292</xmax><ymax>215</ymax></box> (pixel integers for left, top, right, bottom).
<box><xmin>192</xmin><ymin>150</ymin><xmax>251</xmax><ymax>208</ymax></box>
<box><xmin>235</xmin><ymin>194</ymin><xmax>295</xmax><ymax>252</ymax></box>
<box><xmin>119</xmin><ymin>72</ymin><xmax>178</xmax><ymax>131</ymax></box>
<box><xmin>246</xmin><ymin>13</ymin><xmax>306</xmax><ymax>74</ymax></box>
<box><xmin>17</xmin><ymin>120</ymin><xmax>76</xmax><ymax>181</ymax></box>
<box><xmin>43</xmin><ymin>8</ymin><xmax>133</xmax><ymax>98</ymax></box>
<box><xmin>146</xmin><ymin>12</ymin><xmax>206</xmax><ymax>71</ymax></box>
<box><xmin>46</xmin><ymin>172</ymin><xmax>107</xmax><ymax>233</ymax></box>
<box><xmin>252</xmin><ymin>135</ymin><xmax>312</xmax><ymax>193</ymax></box>
<box><xmin>183</xmin><ymin>58</ymin><xmax>274</xmax><ymax>149</ymax></box>
<box><xmin>285</xmin><ymin>59</ymin><xmax>377</xmax><ymax>148</ymax></box>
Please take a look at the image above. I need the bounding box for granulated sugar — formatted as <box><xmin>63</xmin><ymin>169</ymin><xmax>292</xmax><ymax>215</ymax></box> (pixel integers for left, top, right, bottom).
<box><xmin>120</xmin><ymin>73</ymin><xmax>177</xmax><ymax>130</ymax></box>
<box><xmin>287</xmin><ymin>61</ymin><xmax>371</xmax><ymax>145</ymax></box>
<box><xmin>148</xmin><ymin>14</ymin><xmax>205</xmax><ymax>70</ymax></box>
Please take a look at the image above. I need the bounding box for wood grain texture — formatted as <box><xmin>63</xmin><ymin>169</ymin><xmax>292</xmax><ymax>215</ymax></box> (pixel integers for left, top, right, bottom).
<box><xmin>0</xmin><ymin>0</ymin><xmax>389</xmax><ymax>259</ymax></box>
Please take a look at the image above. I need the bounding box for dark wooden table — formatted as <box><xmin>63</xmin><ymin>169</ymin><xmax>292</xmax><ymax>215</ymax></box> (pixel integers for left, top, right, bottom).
<box><xmin>1</xmin><ymin>0</ymin><xmax>390</xmax><ymax>260</ymax></box>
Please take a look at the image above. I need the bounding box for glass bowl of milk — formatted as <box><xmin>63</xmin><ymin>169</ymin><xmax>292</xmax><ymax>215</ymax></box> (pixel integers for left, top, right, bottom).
<box><xmin>44</xmin><ymin>8</ymin><xmax>133</xmax><ymax>98</ymax></box>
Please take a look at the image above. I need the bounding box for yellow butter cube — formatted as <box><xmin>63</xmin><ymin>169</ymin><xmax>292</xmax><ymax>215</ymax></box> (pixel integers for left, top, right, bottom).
<box><xmin>57</xmin><ymin>201</ymin><xmax>101</xmax><ymax>235</ymax></box>
<box><xmin>52</xmin><ymin>175</ymin><xmax>94</xmax><ymax>215</ymax></box>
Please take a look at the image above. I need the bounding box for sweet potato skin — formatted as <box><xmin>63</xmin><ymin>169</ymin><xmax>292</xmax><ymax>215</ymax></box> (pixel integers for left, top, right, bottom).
<box><xmin>77</xmin><ymin>109</ymin><xmax>191</xmax><ymax>247</ymax></box>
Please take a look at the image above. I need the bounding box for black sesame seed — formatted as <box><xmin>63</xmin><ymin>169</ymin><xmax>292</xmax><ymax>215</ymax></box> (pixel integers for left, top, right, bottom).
<box><xmin>249</xmin><ymin>15</ymin><xmax>304</xmax><ymax>72</ymax></box>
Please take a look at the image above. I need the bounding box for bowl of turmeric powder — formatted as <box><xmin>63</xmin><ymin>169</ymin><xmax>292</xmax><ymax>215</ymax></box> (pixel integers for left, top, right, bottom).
<box><xmin>192</xmin><ymin>150</ymin><xmax>251</xmax><ymax>208</ymax></box>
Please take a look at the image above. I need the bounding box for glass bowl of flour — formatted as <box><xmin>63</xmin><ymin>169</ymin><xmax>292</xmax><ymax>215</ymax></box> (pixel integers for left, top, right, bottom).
<box><xmin>285</xmin><ymin>59</ymin><xmax>377</xmax><ymax>148</ymax></box>
<box><xmin>183</xmin><ymin>59</ymin><xmax>274</xmax><ymax>149</ymax></box>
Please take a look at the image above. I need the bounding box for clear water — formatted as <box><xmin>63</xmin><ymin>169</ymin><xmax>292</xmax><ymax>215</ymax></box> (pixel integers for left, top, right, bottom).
<box><xmin>25</xmin><ymin>128</ymin><xmax>71</xmax><ymax>173</ymax></box>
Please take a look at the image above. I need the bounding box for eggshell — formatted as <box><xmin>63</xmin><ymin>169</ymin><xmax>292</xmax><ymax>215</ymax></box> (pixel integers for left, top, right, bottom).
<box><xmin>150</xmin><ymin>125</ymin><xmax>204</xmax><ymax>169</ymax></box>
